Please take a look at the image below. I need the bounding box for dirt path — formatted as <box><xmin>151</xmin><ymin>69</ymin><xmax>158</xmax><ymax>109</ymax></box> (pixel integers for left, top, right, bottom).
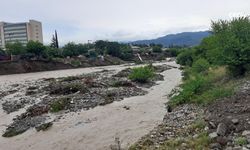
<box><xmin>0</xmin><ymin>61</ymin><xmax>181</xmax><ymax>150</ymax></box>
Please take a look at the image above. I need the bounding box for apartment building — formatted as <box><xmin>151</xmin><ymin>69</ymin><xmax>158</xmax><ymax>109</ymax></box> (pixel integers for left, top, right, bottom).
<box><xmin>0</xmin><ymin>20</ymin><xmax>43</xmax><ymax>48</ymax></box>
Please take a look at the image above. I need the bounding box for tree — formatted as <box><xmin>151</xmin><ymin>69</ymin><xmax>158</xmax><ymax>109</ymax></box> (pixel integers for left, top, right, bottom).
<box><xmin>120</xmin><ymin>44</ymin><xmax>133</xmax><ymax>60</ymax></box>
<box><xmin>43</xmin><ymin>46</ymin><xmax>62</xmax><ymax>59</ymax></box>
<box><xmin>77</xmin><ymin>44</ymin><xmax>88</xmax><ymax>55</ymax></box>
<box><xmin>211</xmin><ymin>17</ymin><xmax>250</xmax><ymax>76</ymax></box>
<box><xmin>95</xmin><ymin>40</ymin><xmax>108</xmax><ymax>55</ymax></box>
<box><xmin>62</xmin><ymin>42</ymin><xmax>89</xmax><ymax>57</ymax></box>
<box><xmin>176</xmin><ymin>48</ymin><xmax>194</xmax><ymax>66</ymax></box>
<box><xmin>5</xmin><ymin>41</ymin><xmax>26</xmax><ymax>55</ymax></box>
<box><xmin>192</xmin><ymin>58</ymin><xmax>210</xmax><ymax>73</ymax></box>
<box><xmin>26</xmin><ymin>41</ymin><xmax>46</xmax><ymax>56</ymax></box>
<box><xmin>50</xmin><ymin>30</ymin><xmax>59</xmax><ymax>48</ymax></box>
<box><xmin>152</xmin><ymin>46</ymin><xmax>163</xmax><ymax>53</ymax></box>
<box><xmin>62</xmin><ymin>42</ymin><xmax>77</xmax><ymax>57</ymax></box>
<box><xmin>106</xmin><ymin>42</ymin><xmax>121</xmax><ymax>57</ymax></box>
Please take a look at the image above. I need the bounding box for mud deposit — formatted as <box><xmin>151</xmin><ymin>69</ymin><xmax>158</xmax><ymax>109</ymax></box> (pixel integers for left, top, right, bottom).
<box><xmin>0</xmin><ymin>61</ymin><xmax>181</xmax><ymax>150</ymax></box>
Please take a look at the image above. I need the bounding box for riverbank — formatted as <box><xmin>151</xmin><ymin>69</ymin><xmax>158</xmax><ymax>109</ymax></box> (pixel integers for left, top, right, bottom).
<box><xmin>0</xmin><ymin>61</ymin><xmax>181</xmax><ymax>150</ymax></box>
<box><xmin>0</xmin><ymin>55</ymin><xmax>126</xmax><ymax>75</ymax></box>
<box><xmin>129</xmin><ymin>74</ymin><xmax>250</xmax><ymax>150</ymax></box>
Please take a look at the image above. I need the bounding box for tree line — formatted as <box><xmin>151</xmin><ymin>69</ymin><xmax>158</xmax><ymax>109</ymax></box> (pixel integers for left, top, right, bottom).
<box><xmin>176</xmin><ymin>16</ymin><xmax>250</xmax><ymax>76</ymax></box>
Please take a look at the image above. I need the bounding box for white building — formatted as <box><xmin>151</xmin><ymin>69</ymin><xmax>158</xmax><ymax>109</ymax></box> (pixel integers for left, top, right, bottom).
<box><xmin>0</xmin><ymin>20</ymin><xmax>43</xmax><ymax>48</ymax></box>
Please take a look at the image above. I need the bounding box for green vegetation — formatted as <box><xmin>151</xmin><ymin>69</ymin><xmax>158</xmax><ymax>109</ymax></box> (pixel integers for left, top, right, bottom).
<box><xmin>70</xmin><ymin>60</ymin><xmax>81</xmax><ymax>67</ymax></box>
<box><xmin>192</xmin><ymin>58</ymin><xmax>210</xmax><ymax>73</ymax></box>
<box><xmin>26</xmin><ymin>41</ymin><xmax>46</xmax><ymax>56</ymax></box>
<box><xmin>176</xmin><ymin>48</ymin><xmax>193</xmax><ymax>66</ymax></box>
<box><xmin>188</xmin><ymin>119</ymin><xmax>206</xmax><ymax>131</ymax></box>
<box><xmin>5</xmin><ymin>41</ymin><xmax>26</xmax><ymax>55</ymax></box>
<box><xmin>170</xmin><ymin>16</ymin><xmax>250</xmax><ymax>107</ymax></box>
<box><xmin>0</xmin><ymin>48</ymin><xmax>6</xmax><ymax>55</ymax></box>
<box><xmin>152</xmin><ymin>45</ymin><xmax>163</xmax><ymax>53</ymax></box>
<box><xmin>170</xmin><ymin>66</ymin><xmax>234</xmax><ymax>107</ymax></box>
<box><xmin>129</xmin><ymin>65</ymin><xmax>155</xmax><ymax>83</ymax></box>
<box><xmin>50</xmin><ymin>97</ymin><xmax>71</xmax><ymax>112</ymax></box>
<box><xmin>62</xmin><ymin>42</ymin><xmax>89</xmax><ymax>57</ymax></box>
<box><xmin>159</xmin><ymin>132</ymin><xmax>210</xmax><ymax>150</ymax></box>
<box><xmin>234</xmin><ymin>137</ymin><xmax>248</xmax><ymax>146</ymax></box>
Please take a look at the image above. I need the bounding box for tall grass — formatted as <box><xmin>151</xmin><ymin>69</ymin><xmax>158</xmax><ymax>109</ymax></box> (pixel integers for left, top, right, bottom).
<box><xmin>169</xmin><ymin>66</ymin><xmax>234</xmax><ymax>107</ymax></box>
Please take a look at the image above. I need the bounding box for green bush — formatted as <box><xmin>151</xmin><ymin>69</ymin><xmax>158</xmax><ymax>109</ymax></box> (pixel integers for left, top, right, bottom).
<box><xmin>170</xmin><ymin>75</ymin><xmax>210</xmax><ymax>107</ymax></box>
<box><xmin>129</xmin><ymin>66</ymin><xmax>155</xmax><ymax>83</ymax></box>
<box><xmin>192</xmin><ymin>87</ymin><xmax>233</xmax><ymax>105</ymax></box>
<box><xmin>152</xmin><ymin>46</ymin><xmax>162</xmax><ymax>53</ymax></box>
<box><xmin>177</xmin><ymin>49</ymin><xmax>193</xmax><ymax>66</ymax></box>
<box><xmin>168</xmin><ymin>48</ymin><xmax>180</xmax><ymax>57</ymax></box>
<box><xmin>192</xmin><ymin>58</ymin><xmax>210</xmax><ymax>73</ymax></box>
<box><xmin>71</xmin><ymin>60</ymin><xmax>81</xmax><ymax>67</ymax></box>
<box><xmin>26</xmin><ymin>41</ymin><xmax>46</xmax><ymax>56</ymax></box>
<box><xmin>211</xmin><ymin>17</ymin><xmax>250</xmax><ymax>76</ymax></box>
<box><xmin>50</xmin><ymin>97</ymin><xmax>71</xmax><ymax>112</ymax></box>
<box><xmin>234</xmin><ymin>137</ymin><xmax>248</xmax><ymax>146</ymax></box>
<box><xmin>5</xmin><ymin>41</ymin><xmax>26</xmax><ymax>55</ymax></box>
<box><xmin>88</xmin><ymin>50</ymin><xmax>97</xmax><ymax>58</ymax></box>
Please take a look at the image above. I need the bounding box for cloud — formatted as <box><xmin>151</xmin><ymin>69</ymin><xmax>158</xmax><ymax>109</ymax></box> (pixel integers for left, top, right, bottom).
<box><xmin>1</xmin><ymin>0</ymin><xmax>250</xmax><ymax>44</ymax></box>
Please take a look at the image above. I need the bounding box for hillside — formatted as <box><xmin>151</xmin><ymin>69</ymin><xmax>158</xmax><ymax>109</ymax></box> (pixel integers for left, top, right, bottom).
<box><xmin>131</xmin><ymin>31</ymin><xmax>211</xmax><ymax>47</ymax></box>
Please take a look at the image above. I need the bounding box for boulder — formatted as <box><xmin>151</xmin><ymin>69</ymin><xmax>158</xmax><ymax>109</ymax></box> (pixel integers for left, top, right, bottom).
<box><xmin>242</xmin><ymin>130</ymin><xmax>250</xmax><ymax>136</ymax></box>
<box><xmin>209</xmin><ymin>132</ymin><xmax>218</xmax><ymax>139</ymax></box>
<box><xmin>217</xmin><ymin>123</ymin><xmax>227</xmax><ymax>136</ymax></box>
<box><xmin>231</xmin><ymin>119</ymin><xmax>239</xmax><ymax>125</ymax></box>
<box><xmin>210</xmin><ymin>143</ymin><xmax>222</xmax><ymax>149</ymax></box>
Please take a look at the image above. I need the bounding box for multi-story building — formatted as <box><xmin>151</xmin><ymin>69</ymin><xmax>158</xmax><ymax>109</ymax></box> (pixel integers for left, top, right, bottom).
<box><xmin>0</xmin><ymin>20</ymin><xmax>43</xmax><ymax>48</ymax></box>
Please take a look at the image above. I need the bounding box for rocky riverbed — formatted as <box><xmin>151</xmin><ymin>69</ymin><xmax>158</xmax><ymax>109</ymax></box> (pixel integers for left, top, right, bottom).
<box><xmin>0</xmin><ymin>61</ymin><xmax>182</xmax><ymax>150</ymax></box>
<box><xmin>130</xmin><ymin>80</ymin><xmax>250</xmax><ymax>150</ymax></box>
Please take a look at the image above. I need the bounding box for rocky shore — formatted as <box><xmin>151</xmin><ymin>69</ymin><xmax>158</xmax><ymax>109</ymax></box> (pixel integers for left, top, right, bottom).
<box><xmin>130</xmin><ymin>81</ymin><xmax>250</xmax><ymax>150</ymax></box>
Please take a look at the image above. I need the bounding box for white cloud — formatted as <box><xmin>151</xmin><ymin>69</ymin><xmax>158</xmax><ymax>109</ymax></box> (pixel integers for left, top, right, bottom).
<box><xmin>1</xmin><ymin>0</ymin><xmax>250</xmax><ymax>44</ymax></box>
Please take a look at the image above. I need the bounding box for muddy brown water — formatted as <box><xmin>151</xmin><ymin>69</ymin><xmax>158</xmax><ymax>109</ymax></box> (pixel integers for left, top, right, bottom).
<box><xmin>0</xmin><ymin>61</ymin><xmax>181</xmax><ymax>150</ymax></box>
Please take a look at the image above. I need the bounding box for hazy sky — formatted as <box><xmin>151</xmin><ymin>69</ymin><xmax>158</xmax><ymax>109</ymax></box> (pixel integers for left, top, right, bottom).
<box><xmin>1</xmin><ymin>0</ymin><xmax>250</xmax><ymax>44</ymax></box>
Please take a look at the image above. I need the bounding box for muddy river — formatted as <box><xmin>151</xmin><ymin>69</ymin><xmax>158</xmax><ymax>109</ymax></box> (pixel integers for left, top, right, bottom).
<box><xmin>0</xmin><ymin>61</ymin><xmax>181</xmax><ymax>150</ymax></box>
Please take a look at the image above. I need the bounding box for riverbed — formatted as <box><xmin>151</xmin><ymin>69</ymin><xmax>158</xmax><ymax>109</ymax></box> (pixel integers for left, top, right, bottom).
<box><xmin>0</xmin><ymin>61</ymin><xmax>181</xmax><ymax>150</ymax></box>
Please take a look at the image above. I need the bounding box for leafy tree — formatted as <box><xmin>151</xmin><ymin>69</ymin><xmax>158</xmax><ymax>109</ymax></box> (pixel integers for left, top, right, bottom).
<box><xmin>26</xmin><ymin>41</ymin><xmax>46</xmax><ymax>56</ymax></box>
<box><xmin>167</xmin><ymin>48</ymin><xmax>178</xmax><ymax>57</ymax></box>
<box><xmin>62</xmin><ymin>42</ymin><xmax>78</xmax><ymax>57</ymax></box>
<box><xmin>43</xmin><ymin>47</ymin><xmax>62</xmax><ymax>59</ymax></box>
<box><xmin>152</xmin><ymin>46</ymin><xmax>163</xmax><ymax>53</ymax></box>
<box><xmin>199</xmin><ymin>36</ymin><xmax>223</xmax><ymax>65</ymax></box>
<box><xmin>211</xmin><ymin>17</ymin><xmax>250</xmax><ymax>76</ymax></box>
<box><xmin>88</xmin><ymin>50</ymin><xmax>97</xmax><ymax>58</ymax></box>
<box><xmin>77</xmin><ymin>44</ymin><xmax>88</xmax><ymax>55</ymax></box>
<box><xmin>192</xmin><ymin>58</ymin><xmax>210</xmax><ymax>73</ymax></box>
<box><xmin>177</xmin><ymin>48</ymin><xmax>194</xmax><ymax>66</ymax></box>
<box><xmin>106</xmin><ymin>42</ymin><xmax>121</xmax><ymax>57</ymax></box>
<box><xmin>95</xmin><ymin>40</ymin><xmax>107</xmax><ymax>55</ymax></box>
<box><xmin>62</xmin><ymin>42</ymin><xmax>89</xmax><ymax>57</ymax></box>
<box><xmin>120</xmin><ymin>44</ymin><xmax>133</xmax><ymax>60</ymax></box>
<box><xmin>5</xmin><ymin>41</ymin><xmax>26</xmax><ymax>55</ymax></box>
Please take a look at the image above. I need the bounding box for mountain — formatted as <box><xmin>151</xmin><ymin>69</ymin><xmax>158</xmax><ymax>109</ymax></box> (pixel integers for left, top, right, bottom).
<box><xmin>131</xmin><ymin>31</ymin><xmax>211</xmax><ymax>47</ymax></box>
